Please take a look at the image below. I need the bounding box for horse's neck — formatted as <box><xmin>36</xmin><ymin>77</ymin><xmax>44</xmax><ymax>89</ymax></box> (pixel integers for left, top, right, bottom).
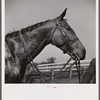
<box><xmin>24</xmin><ymin>27</ymin><xmax>52</xmax><ymax>60</ymax></box>
<box><xmin>6</xmin><ymin>20</ymin><xmax>55</xmax><ymax>66</ymax></box>
<box><xmin>20</xmin><ymin>25</ymin><xmax>54</xmax><ymax>66</ymax></box>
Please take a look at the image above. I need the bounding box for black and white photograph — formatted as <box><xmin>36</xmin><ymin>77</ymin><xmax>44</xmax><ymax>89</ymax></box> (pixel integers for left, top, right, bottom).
<box><xmin>2</xmin><ymin>0</ymin><xmax>99</xmax><ymax>100</ymax></box>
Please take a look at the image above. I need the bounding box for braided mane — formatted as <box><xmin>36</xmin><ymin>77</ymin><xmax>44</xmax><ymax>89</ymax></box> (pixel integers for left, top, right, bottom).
<box><xmin>6</xmin><ymin>20</ymin><xmax>50</xmax><ymax>38</ymax></box>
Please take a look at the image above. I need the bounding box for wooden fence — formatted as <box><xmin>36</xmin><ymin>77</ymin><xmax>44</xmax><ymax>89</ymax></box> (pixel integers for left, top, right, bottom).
<box><xmin>26</xmin><ymin>59</ymin><xmax>91</xmax><ymax>80</ymax></box>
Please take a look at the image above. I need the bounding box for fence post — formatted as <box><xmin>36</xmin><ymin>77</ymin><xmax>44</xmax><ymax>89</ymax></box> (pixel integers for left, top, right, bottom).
<box><xmin>82</xmin><ymin>66</ymin><xmax>88</xmax><ymax>76</ymax></box>
<box><xmin>69</xmin><ymin>66</ymin><xmax>73</xmax><ymax>79</ymax></box>
<box><xmin>51</xmin><ymin>69</ymin><xmax>55</xmax><ymax>80</ymax></box>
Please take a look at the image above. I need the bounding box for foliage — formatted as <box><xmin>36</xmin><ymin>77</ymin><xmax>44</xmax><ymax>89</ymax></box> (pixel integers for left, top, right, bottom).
<box><xmin>47</xmin><ymin>57</ymin><xmax>56</xmax><ymax>63</ymax></box>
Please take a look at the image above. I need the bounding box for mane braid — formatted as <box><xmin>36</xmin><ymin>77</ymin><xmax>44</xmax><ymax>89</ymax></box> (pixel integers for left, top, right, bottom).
<box><xmin>6</xmin><ymin>19</ymin><xmax>50</xmax><ymax>38</ymax></box>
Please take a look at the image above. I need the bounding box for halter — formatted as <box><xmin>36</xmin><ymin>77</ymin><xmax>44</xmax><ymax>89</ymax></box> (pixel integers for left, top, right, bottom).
<box><xmin>51</xmin><ymin>19</ymin><xmax>79</xmax><ymax>55</ymax></box>
<box><xmin>56</xmin><ymin>20</ymin><xmax>79</xmax><ymax>46</ymax></box>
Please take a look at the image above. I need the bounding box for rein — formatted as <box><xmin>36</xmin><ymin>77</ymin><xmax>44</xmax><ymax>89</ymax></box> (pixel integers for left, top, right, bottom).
<box><xmin>75</xmin><ymin>58</ymin><xmax>81</xmax><ymax>83</ymax></box>
<box><xmin>54</xmin><ymin>57</ymin><xmax>81</xmax><ymax>83</ymax></box>
<box><xmin>18</xmin><ymin>19</ymin><xmax>81</xmax><ymax>83</ymax></box>
<box><xmin>19</xmin><ymin>31</ymin><xmax>49</xmax><ymax>83</ymax></box>
<box><xmin>51</xmin><ymin>20</ymin><xmax>81</xmax><ymax>83</ymax></box>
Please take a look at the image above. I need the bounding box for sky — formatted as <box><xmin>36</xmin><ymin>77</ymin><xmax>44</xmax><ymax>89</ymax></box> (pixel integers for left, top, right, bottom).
<box><xmin>5</xmin><ymin>0</ymin><xmax>96</xmax><ymax>63</ymax></box>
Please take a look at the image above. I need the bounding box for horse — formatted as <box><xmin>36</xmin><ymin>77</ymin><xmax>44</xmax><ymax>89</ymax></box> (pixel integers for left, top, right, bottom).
<box><xmin>5</xmin><ymin>8</ymin><xmax>86</xmax><ymax>83</ymax></box>
<box><xmin>82</xmin><ymin>58</ymin><xmax>96</xmax><ymax>83</ymax></box>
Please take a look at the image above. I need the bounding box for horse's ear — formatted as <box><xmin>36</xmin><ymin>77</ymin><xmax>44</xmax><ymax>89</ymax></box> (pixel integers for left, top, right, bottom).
<box><xmin>57</xmin><ymin>8</ymin><xmax>67</xmax><ymax>21</ymax></box>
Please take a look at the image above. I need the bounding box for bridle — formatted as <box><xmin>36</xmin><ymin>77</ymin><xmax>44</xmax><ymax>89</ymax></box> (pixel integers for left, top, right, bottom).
<box><xmin>50</xmin><ymin>19</ymin><xmax>81</xmax><ymax>83</ymax></box>
<box><xmin>51</xmin><ymin>19</ymin><xmax>79</xmax><ymax>59</ymax></box>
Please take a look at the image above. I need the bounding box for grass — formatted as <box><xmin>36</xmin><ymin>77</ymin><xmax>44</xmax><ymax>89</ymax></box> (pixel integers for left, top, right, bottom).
<box><xmin>24</xmin><ymin>71</ymin><xmax>81</xmax><ymax>83</ymax></box>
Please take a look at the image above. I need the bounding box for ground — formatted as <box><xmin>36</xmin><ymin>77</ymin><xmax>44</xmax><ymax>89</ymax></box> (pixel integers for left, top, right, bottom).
<box><xmin>24</xmin><ymin>71</ymin><xmax>82</xmax><ymax>83</ymax></box>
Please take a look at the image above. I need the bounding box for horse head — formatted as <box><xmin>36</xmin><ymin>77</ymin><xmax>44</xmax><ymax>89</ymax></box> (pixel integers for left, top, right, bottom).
<box><xmin>51</xmin><ymin>8</ymin><xmax>86</xmax><ymax>60</ymax></box>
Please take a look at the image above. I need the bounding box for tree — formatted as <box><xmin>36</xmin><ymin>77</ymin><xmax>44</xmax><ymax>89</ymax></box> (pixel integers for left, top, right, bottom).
<box><xmin>47</xmin><ymin>57</ymin><xmax>56</xmax><ymax>63</ymax></box>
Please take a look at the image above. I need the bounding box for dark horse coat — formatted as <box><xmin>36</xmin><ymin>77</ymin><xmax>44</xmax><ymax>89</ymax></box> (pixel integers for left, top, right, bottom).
<box><xmin>82</xmin><ymin>58</ymin><xmax>96</xmax><ymax>83</ymax></box>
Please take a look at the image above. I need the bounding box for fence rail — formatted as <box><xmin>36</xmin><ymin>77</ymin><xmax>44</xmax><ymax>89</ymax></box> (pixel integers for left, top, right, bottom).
<box><xmin>27</xmin><ymin>59</ymin><xmax>91</xmax><ymax>80</ymax></box>
<box><xmin>37</xmin><ymin>60</ymin><xmax>90</xmax><ymax>71</ymax></box>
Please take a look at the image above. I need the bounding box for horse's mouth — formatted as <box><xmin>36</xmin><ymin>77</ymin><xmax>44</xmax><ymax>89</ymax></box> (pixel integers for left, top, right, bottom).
<box><xmin>63</xmin><ymin>50</ymin><xmax>80</xmax><ymax>60</ymax></box>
